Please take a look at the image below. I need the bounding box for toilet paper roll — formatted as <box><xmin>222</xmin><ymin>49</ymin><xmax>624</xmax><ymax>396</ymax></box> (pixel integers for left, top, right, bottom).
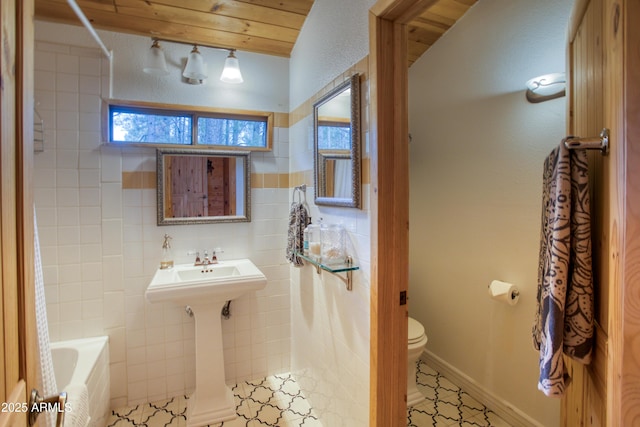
<box><xmin>488</xmin><ymin>280</ymin><xmax>519</xmax><ymax>306</ymax></box>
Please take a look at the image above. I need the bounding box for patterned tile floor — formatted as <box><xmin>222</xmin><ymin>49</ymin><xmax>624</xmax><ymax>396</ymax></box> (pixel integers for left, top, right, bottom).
<box><xmin>107</xmin><ymin>361</ymin><xmax>510</xmax><ymax>427</ymax></box>
<box><xmin>107</xmin><ymin>374</ymin><xmax>321</xmax><ymax>427</ymax></box>
<box><xmin>407</xmin><ymin>360</ymin><xmax>511</xmax><ymax>426</ymax></box>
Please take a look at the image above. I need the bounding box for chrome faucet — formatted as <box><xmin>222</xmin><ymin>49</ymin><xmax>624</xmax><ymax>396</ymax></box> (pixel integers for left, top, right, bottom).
<box><xmin>194</xmin><ymin>249</ymin><xmax>219</xmax><ymax>266</ymax></box>
<box><xmin>194</xmin><ymin>251</ymin><xmax>210</xmax><ymax>266</ymax></box>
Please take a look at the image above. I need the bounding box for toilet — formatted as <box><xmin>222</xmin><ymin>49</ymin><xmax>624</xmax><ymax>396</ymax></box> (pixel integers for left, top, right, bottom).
<box><xmin>407</xmin><ymin>316</ymin><xmax>428</xmax><ymax>407</ymax></box>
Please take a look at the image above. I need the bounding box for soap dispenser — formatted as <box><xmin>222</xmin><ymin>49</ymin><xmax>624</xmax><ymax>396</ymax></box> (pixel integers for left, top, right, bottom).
<box><xmin>160</xmin><ymin>234</ymin><xmax>174</xmax><ymax>269</ymax></box>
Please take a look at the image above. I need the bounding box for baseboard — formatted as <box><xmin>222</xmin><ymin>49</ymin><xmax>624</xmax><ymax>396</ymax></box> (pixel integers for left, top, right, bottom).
<box><xmin>421</xmin><ymin>350</ymin><xmax>545</xmax><ymax>427</ymax></box>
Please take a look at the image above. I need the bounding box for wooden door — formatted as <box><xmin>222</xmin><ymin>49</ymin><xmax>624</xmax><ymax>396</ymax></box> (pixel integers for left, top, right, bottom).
<box><xmin>564</xmin><ymin>0</ymin><xmax>640</xmax><ymax>425</ymax></box>
<box><xmin>206</xmin><ymin>157</ymin><xmax>233</xmax><ymax>217</ymax></box>
<box><xmin>0</xmin><ymin>0</ymin><xmax>37</xmax><ymax>426</ymax></box>
<box><xmin>170</xmin><ymin>156</ymin><xmax>208</xmax><ymax>217</ymax></box>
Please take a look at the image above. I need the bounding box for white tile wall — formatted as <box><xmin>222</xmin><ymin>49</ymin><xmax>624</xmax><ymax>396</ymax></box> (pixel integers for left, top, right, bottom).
<box><xmin>288</xmin><ymin>78</ymin><xmax>372</xmax><ymax>426</ymax></box>
<box><xmin>34</xmin><ymin>41</ymin><xmax>291</xmax><ymax>409</ymax></box>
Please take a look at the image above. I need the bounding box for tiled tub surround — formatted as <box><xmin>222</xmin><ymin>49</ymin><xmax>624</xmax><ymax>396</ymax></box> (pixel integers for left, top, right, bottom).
<box><xmin>33</xmin><ymin>39</ymin><xmax>292</xmax><ymax>409</ymax></box>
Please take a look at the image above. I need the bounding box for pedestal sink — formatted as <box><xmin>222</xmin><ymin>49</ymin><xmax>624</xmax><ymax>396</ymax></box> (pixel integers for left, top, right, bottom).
<box><xmin>145</xmin><ymin>259</ymin><xmax>267</xmax><ymax>427</ymax></box>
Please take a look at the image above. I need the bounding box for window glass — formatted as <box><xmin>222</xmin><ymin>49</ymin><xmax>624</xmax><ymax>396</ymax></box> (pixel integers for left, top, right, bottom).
<box><xmin>111</xmin><ymin>110</ymin><xmax>192</xmax><ymax>144</ymax></box>
<box><xmin>108</xmin><ymin>103</ymin><xmax>271</xmax><ymax>150</ymax></box>
<box><xmin>318</xmin><ymin>123</ymin><xmax>351</xmax><ymax>150</ymax></box>
<box><xmin>197</xmin><ymin>117</ymin><xmax>267</xmax><ymax>147</ymax></box>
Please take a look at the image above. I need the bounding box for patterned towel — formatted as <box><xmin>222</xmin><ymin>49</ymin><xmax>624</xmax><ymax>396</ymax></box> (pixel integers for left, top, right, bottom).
<box><xmin>532</xmin><ymin>142</ymin><xmax>594</xmax><ymax>397</ymax></box>
<box><xmin>286</xmin><ymin>202</ymin><xmax>310</xmax><ymax>267</ymax></box>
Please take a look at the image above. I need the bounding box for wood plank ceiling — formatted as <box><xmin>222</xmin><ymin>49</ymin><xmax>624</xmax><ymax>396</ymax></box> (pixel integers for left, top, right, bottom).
<box><xmin>34</xmin><ymin>0</ymin><xmax>476</xmax><ymax>64</ymax></box>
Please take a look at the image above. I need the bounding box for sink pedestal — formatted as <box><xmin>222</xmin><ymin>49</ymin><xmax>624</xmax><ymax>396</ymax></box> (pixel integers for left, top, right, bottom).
<box><xmin>187</xmin><ymin>301</ymin><xmax>236</xmax><ymax>427</ymax></box>
<box><xmin>144</xmin><ymin>260</ymin><xmax>267</xmax><ymax>427</ymax></box>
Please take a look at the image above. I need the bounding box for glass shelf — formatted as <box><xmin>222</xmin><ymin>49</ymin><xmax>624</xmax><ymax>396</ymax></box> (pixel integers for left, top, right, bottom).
<box><xmin>294</xmin><ymin>252</ymin><xmax>359</xmax><ymax>291</ymax></box>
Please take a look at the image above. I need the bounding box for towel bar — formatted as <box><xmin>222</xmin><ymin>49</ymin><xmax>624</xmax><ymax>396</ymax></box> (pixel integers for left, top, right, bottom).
<box><xmin>563</xmin><ymin>128</ymin><xmax>609</xmax><ymax>155</ymax></box>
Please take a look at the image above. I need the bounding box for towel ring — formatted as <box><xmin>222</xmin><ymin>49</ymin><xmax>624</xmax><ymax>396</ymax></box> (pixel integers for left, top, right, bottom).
<box><xmin>292</xmin><ymin>184</ymin><xmax>310</xmax><ymax>212</ymax></box>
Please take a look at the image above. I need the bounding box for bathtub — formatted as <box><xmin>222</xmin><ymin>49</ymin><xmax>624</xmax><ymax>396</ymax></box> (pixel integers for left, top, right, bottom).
<box><xmin>50</xmin><ymin>337</ymin><xmax>110</xmax><ymax>427</ymax></box>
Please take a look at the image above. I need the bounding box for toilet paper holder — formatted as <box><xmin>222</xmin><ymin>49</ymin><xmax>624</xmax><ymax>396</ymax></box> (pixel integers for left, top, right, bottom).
<box><xmin>488</xmin><ymin>280</ymin><xmax>520</xmax><ymax>305</ymax></box>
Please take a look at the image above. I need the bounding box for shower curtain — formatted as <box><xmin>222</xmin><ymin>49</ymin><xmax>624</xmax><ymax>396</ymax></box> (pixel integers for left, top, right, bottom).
<box><xmin>35</xmin><ymin>209</ymin><xmax>57</xmax><ymax>427</ymax></box>
<box><xmin>333</xmin><ymin>159</ymin><xmax>351</xmax><ymax>199</ymax></box>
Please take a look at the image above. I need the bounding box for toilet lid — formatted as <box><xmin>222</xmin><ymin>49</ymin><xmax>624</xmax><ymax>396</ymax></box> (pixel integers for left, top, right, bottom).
<box><xmin>408</xmin><ymin>317</ymin><xmax>425</xmax><ymax>343</ymax></box>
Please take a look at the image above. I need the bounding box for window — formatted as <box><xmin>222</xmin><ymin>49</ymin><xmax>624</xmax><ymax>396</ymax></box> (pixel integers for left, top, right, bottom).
<box><xmin>107</xmin><ymin>100</ymin><xmax>272</xmax><ymax>151</ymax></box>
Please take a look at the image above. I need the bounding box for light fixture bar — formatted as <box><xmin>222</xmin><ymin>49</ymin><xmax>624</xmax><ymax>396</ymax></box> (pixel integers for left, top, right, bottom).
<box><xmin>151</xmin><ymin>37</ymin><xmax>235</xmax><ymax>54</ymax></box>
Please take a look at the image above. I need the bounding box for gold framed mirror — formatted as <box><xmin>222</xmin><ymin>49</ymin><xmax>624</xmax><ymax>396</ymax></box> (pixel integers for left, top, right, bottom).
<box><xmin>313</xmin><ymin>73</ymin><xmax>361</xmax><ymax>208</ymax></box>
<box><xmin>156</xmin><ymin>148</ymin><xmax>251</xmax><ymax>225</ymax></box>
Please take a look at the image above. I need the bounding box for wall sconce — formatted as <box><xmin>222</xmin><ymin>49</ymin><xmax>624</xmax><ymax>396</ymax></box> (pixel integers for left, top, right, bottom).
<box><xmin>143</xmin><ymin>40</ymin><xmax>169</xmax><ymax>76</ymax></box>
<box><xmin>525</xmin><ymin>72</ymin><xmax>566</xmax><ymax>103</ymax></box>
<box><xmin>142</xmin><ymin>38</ymin><xmax>244</xmax><ymax>85</ymax></box>
<box><xmin>220</xmin><ymin>50</ymin><xmax>243</xmax><ymax>84</ymax></box>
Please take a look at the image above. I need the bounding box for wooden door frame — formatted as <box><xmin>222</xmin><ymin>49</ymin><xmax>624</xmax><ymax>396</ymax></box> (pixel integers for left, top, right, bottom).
<box><xmin>368</xmin><ymin>1</ymin><xmax>438</xmax><ymax>425</ymax></box>
<box><xmin>17</xmin><ymin>0</ymin><xmax>36</xmax><ymax>391</ymax></box>
<box><xmin>1</xmin><ymin>0</ymin><xmax>36</xmax><ymax>406</ymax></box>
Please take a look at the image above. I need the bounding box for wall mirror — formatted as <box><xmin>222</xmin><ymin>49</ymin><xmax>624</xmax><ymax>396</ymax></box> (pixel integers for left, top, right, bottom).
<box><xmin>156</xmin><ymin>148</ymin><xmax>251</xmax><ymax>225</ymax></box>
<box><xmin>313</xmin><ymin>73</ymin><xmax>361</xmax><ymax>208</ymax></box>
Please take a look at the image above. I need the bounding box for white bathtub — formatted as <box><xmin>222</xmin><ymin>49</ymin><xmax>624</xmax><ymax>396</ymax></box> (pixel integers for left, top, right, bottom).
<box><xmin>51</xmin><ymin>337</ymin><xmax>110</xmax><ymax>427</ymax></box>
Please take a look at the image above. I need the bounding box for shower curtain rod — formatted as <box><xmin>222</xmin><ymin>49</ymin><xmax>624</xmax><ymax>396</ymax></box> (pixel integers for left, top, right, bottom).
<box><xmin>66</xmin><ymin>0</ymin><xmax>113</xmax><ymax>98</ymax></box>
<box><xmin>563</xmin><ymin>128</ymin><xmax>609</xmax><ymax>155</ymax></box>
<box><xmin>66</xmin><ymin>0</ymin><xmax>111</xmax><ymax>59</ymax></box>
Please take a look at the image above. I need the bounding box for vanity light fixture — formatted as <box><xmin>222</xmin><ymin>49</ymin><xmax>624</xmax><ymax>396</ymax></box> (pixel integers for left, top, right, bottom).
<box><xmin>142</xmin><ymin>38</ymin><xmax>245</xmax><ymax>85</ymax></box>
<box><xmin>143</xmin><ymin>39</ymin><xmax>169</xmax><ymax>76</ymax></box>
<box><xmin>220</xmin><ymin>50</ymin><xmax>244</xmax><ymax>84</ymax></box>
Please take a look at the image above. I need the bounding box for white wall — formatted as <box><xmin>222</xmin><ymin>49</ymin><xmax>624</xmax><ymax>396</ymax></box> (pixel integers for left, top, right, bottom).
<box><xmin>290</xmin><ymin>0</ymin><xmax>374</xmax><ymax>109</ymax></box>
<box><xmin>408</xmin><ymin>1</ymin><xmax>573</xmax><ymax>425</ymax></box>
<box><xmin>34</xmin><ymin>21</ymin><xmax>291</xmax><ymax>409</ymax></box>
<box><xmin>289</xmin><ymin>0</ymin><xmax>375</xmax><ymax>425</ymax></box>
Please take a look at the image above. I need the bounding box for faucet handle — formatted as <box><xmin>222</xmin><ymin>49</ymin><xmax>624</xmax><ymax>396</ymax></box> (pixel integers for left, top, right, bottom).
<box><xmin>210</xmin><ymin>248</ymin><xmax>224</xmax><ymax>263</ymax></box>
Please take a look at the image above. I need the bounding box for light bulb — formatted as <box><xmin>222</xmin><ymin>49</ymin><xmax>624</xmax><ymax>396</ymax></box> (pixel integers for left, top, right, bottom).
<box><xmin>220</xmin><ymin>50</ymin><xmax>243</xmax><ymax>84</ymax></box>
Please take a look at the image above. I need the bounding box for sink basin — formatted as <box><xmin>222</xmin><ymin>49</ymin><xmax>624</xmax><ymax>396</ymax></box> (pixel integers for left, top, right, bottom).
<box><xmin>145</xmin><ymin>258</ymin><xmax>266</xmax><ymax>426</ymax></box>
<box><xmin>146</xmin><ymin>259</ymin><xmax>267</xmax><ymax>304</ymax></box>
